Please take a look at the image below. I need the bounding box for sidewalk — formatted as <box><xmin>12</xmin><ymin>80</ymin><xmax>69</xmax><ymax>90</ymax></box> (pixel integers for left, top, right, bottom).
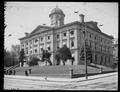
<box><xmin>4</xmin><ymin>72</ymin><xmax>118</xmax><ymax>83</ymax></box>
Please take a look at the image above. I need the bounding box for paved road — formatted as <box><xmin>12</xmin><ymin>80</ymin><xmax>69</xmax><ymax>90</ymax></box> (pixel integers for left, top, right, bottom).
<box><xmin>4</xmin><ymin>73</ymin><xmax>118</xmax><ymax>90</ymax></box>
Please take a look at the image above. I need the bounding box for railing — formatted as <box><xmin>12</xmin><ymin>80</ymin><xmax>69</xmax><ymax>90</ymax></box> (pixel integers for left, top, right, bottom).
<box><xmin>4</xmin><ymin>64</ymin><xmax>19</xmax><ymax>75</ymax></box>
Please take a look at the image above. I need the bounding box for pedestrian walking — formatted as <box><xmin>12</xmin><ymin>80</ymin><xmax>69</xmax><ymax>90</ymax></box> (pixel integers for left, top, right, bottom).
<box><xmin>9</xmin><ymin>70</ymin><xmax>12</xmax><ymax>75</ymax></box>
<box><xmin>29</xmin><ymin>69</ymin><xmax>31</xmax><ymax>74</ymax></box>
<box><xmin>99</xmin><ymin>67</ymin><xmax>103</xmax><ymax>73</ymax></box>
<box><xmin>13</xmin><ymin>70</ymin><xmax>16</xmax><ymax>75</ymax></box>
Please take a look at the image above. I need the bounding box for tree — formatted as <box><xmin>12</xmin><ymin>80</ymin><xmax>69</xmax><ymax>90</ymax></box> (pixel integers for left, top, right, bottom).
<box><xmin>11</xmin><ymin>45</ymin><xmax>20</xmax><ymax>65</ymax></box>
<box><xmin>4</xmin><ymin>49</ymin><xmax>13</xmax><ymax>67</ymax></box>
<box><xmin>41</xmin><ymin>49</ymin><xmax>52</xmax><ymax>65</ymax></box>
<box><xmin>19</xmin><ymin>49</ymin><xmax>25</xmax><ymax>67</ymax></box>
<box><xmin>54</xmin><ymin>49</ymin><xmax>61</xmax><ymax>65</ymax></box>
<box><xmin>61</xmin><ymin>45</ymin><xmax>72</xmax><ymax>65</ymax></box>
<box><xmin>28</xmin><ymin>56</ymin><xmax>40</xmax><ymax>66</ymax></box>
<box><xmin>80</xmin><ymin>41</ymin><xmax>92</xmax><ymax>64</ymax></box>
<box><xmin>55</xmin><ymin>45</ymin><xmax>72</xmax><ymax>65</ymax></box>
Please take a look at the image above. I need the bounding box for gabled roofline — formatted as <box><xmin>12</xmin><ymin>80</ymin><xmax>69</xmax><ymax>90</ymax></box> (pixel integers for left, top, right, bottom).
<box><xmin>30</xmin><ymin>25</ymin><xmax>52</xmax><ymax>34</ymax></box>
<box><xmin>19</xmin><ymin>21</ymin><xmax>113</xmax><ymax>40</ymax></box>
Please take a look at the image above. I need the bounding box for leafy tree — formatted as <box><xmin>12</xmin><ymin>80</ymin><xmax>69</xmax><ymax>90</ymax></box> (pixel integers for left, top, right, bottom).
<box><xmin>11</xmin><ymin>45</ymin><xmax>20</xmax><ymax>65</ymax></box>
<box><xmin>80</xmin><ymin>41</ymin><xmax>92</xmax><ymax>64</ymax></box>
<box><xmin>19</xmin><ymin>49</ymin><xmax>25</xmax><ymax>67</ymax></box>
<box><xmin>54</xmin><ymin>49</ymin><xmax>61</xmax><ymax>65</ymax></box>
<box><xmin>60</xmin><ymin>45</ymin><xmax>72</xmax><ymax>65</ymax></box>
<box><xmin>55</xmin><ymin>45</ymin><xmax>72</xmax><ymax>65</ymax></box>
<box><xmin>4</xmin><ymin>49</ymin><xmax>13</xmax><ymax>67</ymax></box>
<box><xmin>41</xmin><ymin>49</ymin><xmax>52</xmax><ymax>65</ymax></box>
<box><xmin>28</xmin><ymin>56</ymin><xmax>40</xmax><ymax>66</ymax></box>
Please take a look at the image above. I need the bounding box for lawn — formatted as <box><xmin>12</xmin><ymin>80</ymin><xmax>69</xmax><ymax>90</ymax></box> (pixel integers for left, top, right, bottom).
<box><xmin>13</xmin><ymin>65</ymin><xmax>116</xmax><ymax>78</ymax></box>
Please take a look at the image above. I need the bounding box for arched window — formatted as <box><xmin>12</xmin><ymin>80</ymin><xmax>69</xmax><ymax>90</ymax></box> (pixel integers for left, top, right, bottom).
<box><xmin>71</xmin><ymin>40</ymin><xmax>74</xmax><ymax>48</ymax></box>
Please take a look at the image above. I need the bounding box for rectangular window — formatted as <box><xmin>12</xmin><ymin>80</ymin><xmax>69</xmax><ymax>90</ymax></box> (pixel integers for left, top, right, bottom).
<box><xmin>26</xmin><ymin>50</ymin><xmax>28</xmax><ymax>54</ymax></box>
<box><xmin>71</xmin><ymin>40</ymin><xmax>74</xmax><ymax>48</ymax></box>
<box><xmin>40</xmin><ymin>47</ymin><xmax>43</xmax><ymax>52</ymax></box>
<box><xmin>101</xmin><ymin>46</ymin><xmax>102</xmax><ymax>51</ymax></box>
<box><xmin>56</xmin><ymin>42</ymin><xmax>60</xmax><ymax>49</ymax></box>
<box><xmin>29</xmin><ymin>51</ymin><xmax>32</xmax><ymax>54</ymax></box>
<box><xmin>35</xmin><ymin>39</ymin><xmax>38</xmax><ymax>43</ymax></box>
<box><xmin>29</xmin><ymin>40</ymin><xmax>32</xmax><ymax>44</ymax></box>
<box><xmin>57</xmin><ymin>46</ymin><xmax>59</xmax><ymax>49</ymax></box>
<box><xmin>48</xmin><ymin>47</ymin><xmax>51</xmax><ymax>51</ymax></box>
<box><xmin>90</xmin><ymin>42</ymin><xmax>91</xmax><ymax>48</ymax></box>
<box><xmin>35</xmin><ymin>49</ymin><xmax>37</xmax><ymax>53</ymax></box>
<box><xmin>22</xmin><ymin>44</ymin><xmax>24</xmax><ymax>47</ymax></box>
<box><xmin>90</xmin><ymin>34</ymin><xmax>91</xmax><ymax>38</ymax></box>
<box><xmin>95</xmin><ymin>36</ymin><xmax>96</xmax><ymax>40</ymax></box>
<box><xmin>63</xmin><ymin>32</ymin><xmax>66</xmax><ymax>37</ymax></box>
<box><xmin>26</xmin><ymin>42</ymin><xmax>28</xmax><ymax>45</ymax></box>
<box><xmin>56</xmin><ymin>34</ymin><xmax>59</xmax><ymax>39</ymax></box>
<box><xmin>30</xmin><ymin>45</ymin><xmax>32</xmax><ymax>49</ymax></box>
<box><xmin>48</xmin><ymin>35</ymin><xmax>50</xmax><ymax>40</ymax></box>
<box><xmin>41</xmin><ymin>37</ymin><xmax>43</xmax><ymax>41</ymax></box>
<box><xmin>70</xmin><ymin>30</ymin><xmax>74</xmax><ymax>35</ymax></box>
<box><xmin>95</xmin><ymin>43</ymin><xmax>96</xmax><ymax>50</ymax></box>
<box><xmin>105</xmin><ymin>46</ymin><xmax>106</xmax><ymax>52</ymax></box>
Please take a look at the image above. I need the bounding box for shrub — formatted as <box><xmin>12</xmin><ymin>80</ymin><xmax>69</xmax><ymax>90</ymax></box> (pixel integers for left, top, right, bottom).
<box><xmin>110</xmin><ymin>63</ymin><xmax>117</xmax><ymax>69</ymax></box>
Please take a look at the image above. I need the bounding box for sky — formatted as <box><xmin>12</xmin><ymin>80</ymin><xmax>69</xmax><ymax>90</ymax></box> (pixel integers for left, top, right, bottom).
<box><xmin>4</xmin><ymin>2</ymin><xmax>118</xmax><ymax>51</ymax></box>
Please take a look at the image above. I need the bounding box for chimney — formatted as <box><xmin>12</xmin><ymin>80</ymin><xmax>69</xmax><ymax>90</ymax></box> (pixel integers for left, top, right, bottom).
<box><xmin>79</xmin><ymin>14</ymin><xmax>84</xmax><ymax>23</ymax></box>
<box><xmin>25</xmin><ymin>32</ymin><xmax>29</xmax><ymax>37</ymax></box>
<box><xmin>93</xmin><ymin>21</ymin><xmax>98</xmax><ymax>26</ymax></box>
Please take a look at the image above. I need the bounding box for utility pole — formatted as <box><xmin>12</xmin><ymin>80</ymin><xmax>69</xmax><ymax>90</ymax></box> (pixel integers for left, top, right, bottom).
<box><xmin>83</xmin><ymin>22</ymin><xmax>88</xmax><ymax>79</ymax></box>
<box><xmin>80</xmin><ymin>14</ymin><xmax>88</xmax><ymax>79</ymax></box>
<box><xmin>74</xmin><ymin>8</ymin><xmax>88</xmax><ymax>79</ymax></box>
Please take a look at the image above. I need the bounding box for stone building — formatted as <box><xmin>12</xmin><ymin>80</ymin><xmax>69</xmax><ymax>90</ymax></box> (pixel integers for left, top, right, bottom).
<box><xmin>19</xmin><ymin>6</ymin><xmax>114</xmax><ymax>66</ymax></box>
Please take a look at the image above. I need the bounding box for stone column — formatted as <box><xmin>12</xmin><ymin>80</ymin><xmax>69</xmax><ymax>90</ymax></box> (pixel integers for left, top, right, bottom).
<box><xmin>67</xmin><ymin>30</ymin><xmax>70</xmax><ymax>48</ymax></box>
<box><xmin>32</xmin><ymin>39</ymin><xmax>34</xmax><ymax>55</ymax></box>
<box><xmin>60</xmin><ymin>32</ymin><xmax>62</xmax><ymax>48</ymax></box>
<box><xmin>44</xmin><ymin>36</ymin><xmax>46</xmax><ymax>50</ymax></box>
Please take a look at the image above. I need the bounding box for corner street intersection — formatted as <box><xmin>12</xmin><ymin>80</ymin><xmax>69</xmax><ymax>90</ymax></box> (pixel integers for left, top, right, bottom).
<box><xmin>4</xmin><ymin>72</ymin><xmax>118</xmax><ymax>90</ymax></box>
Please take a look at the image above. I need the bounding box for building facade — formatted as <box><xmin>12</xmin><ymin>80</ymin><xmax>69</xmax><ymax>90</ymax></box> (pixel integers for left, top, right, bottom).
<box><xmin>19</xmin><ymin>6</ymin><xmax>114</xmax><ymax>66</ymax></box>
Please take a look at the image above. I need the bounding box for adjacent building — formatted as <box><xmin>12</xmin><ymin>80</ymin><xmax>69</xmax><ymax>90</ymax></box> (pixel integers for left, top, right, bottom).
<box><xmin>19</xmin><ymin>6</ymin><xmax>114</xmax><ymax>66</ymax></box>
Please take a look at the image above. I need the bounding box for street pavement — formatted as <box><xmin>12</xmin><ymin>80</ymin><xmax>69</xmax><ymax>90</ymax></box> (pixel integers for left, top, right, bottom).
<box><xmin>4</xmin><ymin>72</ymin><xmax>118</xmax><ymax>90</ymax></box>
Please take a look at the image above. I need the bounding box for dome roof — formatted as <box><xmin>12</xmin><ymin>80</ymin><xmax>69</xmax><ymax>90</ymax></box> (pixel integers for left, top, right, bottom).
<box><xmin>51</xmin><ymin>7</ymin><xmax>63</xmax><ymax>14</ymax></box>
<box><xmin>49</xmin><ymin>6</ymin><xmax>65</xmax><ymax>17</ymax></box>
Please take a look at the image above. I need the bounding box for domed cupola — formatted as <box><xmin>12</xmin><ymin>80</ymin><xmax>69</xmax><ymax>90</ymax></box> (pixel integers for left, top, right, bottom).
<box><xmin>49</xmin><ymin>5</ymin><xmax>65</xmax><ymax>27</ymax></box>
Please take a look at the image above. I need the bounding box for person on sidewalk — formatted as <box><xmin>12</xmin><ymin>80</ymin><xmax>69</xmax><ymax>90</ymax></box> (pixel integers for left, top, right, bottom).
<box><xmin>13</xmin><ymin>70</ymin><xmax>16</xmax><ymax>75</ymax></box>
<box><xmin>25</xmin><ymin>70</ymin><xmax>29</xmax><ymax>76</ymax></box>
<box><xmin>29</xmin><ymin>69</ymin><xmax>31</xmax><ymax>74</ymax></box>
